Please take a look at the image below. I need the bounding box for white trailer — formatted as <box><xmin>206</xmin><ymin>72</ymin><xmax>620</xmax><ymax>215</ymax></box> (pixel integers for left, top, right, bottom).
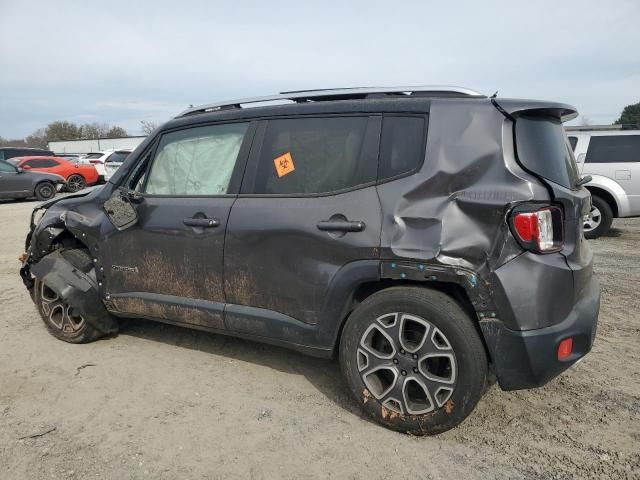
<box><xmin>48</xmin><ymin>136</ymin><xmax>146</xmax><ymax>154</ymax></box>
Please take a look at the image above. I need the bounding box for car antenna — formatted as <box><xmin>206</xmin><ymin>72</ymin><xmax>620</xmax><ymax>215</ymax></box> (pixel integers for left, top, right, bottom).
<box><xmin>491</xmin><ymin>91</ymin><xmax>498</xmax><ymax>98</ymax></box>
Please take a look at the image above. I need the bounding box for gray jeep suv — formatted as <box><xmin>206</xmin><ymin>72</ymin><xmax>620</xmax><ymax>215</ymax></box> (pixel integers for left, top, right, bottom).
<box><xmin>19</xmin><ymin>86</ymin><xmax>600</xmax><ymax>434</ymax></box>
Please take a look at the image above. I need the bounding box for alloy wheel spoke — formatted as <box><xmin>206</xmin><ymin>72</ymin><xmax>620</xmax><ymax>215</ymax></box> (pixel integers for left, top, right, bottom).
<box><xmin>358</xmin><ymin>311</ymin><xmax>458</xmax><ymax>415</ymax></box>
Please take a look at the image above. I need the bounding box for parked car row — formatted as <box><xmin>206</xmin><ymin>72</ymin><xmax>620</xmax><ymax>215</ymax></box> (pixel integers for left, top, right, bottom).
<box><xmin>0</xmin><ymin>148</ymin><xmax>132</xmax><ymax>201</ymax></box>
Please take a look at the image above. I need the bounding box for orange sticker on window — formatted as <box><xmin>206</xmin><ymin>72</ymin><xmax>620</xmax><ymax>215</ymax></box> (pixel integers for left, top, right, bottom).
<box><xmin>274</xmin><ymin>152</ymin><xmax>295</xmax><ymax>177</ymax></box>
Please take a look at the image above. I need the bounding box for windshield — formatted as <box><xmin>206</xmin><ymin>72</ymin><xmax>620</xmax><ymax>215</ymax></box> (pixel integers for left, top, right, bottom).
<box><xmin>515</xmin><ymin>115</ymin><xmax>580</xmax><ymax>189</ymax></box>
<box><xmin>6</xmin><ymin>158</ymin><xmax>22</xmax><ymax>166</ymax></box>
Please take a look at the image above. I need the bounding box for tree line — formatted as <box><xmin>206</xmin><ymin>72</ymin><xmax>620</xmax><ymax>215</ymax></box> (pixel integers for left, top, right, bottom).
<box><xmin>0</xmin><ymin>121</ymin><xmax>130</xmax><ymax>149</ymax></box>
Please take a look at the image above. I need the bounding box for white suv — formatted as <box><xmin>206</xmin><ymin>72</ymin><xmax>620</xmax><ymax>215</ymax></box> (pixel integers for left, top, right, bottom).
<box><xmin>567</xmin><ymin>127</ymin><xmax>640</xmax><ymax>238</ymax></box>
<box><xmin>80</xmin><ymin>150</ymin><xmax>131</xmax><ymax>182</ymax></box>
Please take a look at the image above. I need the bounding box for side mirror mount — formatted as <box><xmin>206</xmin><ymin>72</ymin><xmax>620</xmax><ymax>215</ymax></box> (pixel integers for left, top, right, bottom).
<box><xmin>16</xmin><ymin>167</ymin><xmax>24</xmax><ymax>173</ymax></box>
<box><xmin>103</xmin><ymin>188</ymin><xmax>139</xmax><ymax>230</ymax></box>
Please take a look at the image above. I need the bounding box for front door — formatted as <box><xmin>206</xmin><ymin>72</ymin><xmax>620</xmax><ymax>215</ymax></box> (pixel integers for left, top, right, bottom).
<box><xmin>223</xmin><ymin>116</ymin><xmax>382</xmax><ymax>335</ymax></box>
<box><xmin>0</xmin><ymin>161</ymin><xmax>32</xmax><ymax>197</ymax></box>
<box><xmin>102</xmin><ymin>121</ymin><xmax>255</xmax><ymax>329</ymax></box>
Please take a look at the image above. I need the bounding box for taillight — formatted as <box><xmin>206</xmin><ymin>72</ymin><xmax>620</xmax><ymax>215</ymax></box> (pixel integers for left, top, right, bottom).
<box><xmin>89</xmin><ymin>160</ymin><xmax>102</xmax><ymax>164</ymax></box>
<box><xmin>510</xmin><ymin>205</ymin><xmax>563</xmax><ymax>253</ymax></box>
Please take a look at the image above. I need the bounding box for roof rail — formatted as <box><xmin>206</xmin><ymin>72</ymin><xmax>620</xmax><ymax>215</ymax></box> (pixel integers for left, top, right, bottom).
<box><xmin>566</xmin><ymin>124</ymin><xmax>639</xmax><ymax>132</ymax></box>
<box><xmin>176</xmin><ymin>85</ymin><xmax>484</xmax><ymax>117</ymax></box>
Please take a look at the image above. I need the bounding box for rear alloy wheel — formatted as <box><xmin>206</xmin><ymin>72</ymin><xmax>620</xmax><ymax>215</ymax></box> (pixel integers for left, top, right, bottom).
<box><xmin>340</xmin><ymin>287</ymin><xmax>487</xmax><ymax>435</ymax></box>
<box><xmin>34</xmin><ymin>182</ymin><xmax>56</xmax><ymax>200</ymax></box>
<box><xmin>66</xmin><ymin>174</ymin><xmax>86</xmax><ymax>192</ymax></box>
<box><xmin>584</xmin><ymin>195</ymin><xmax>613</xmax><ymax>239</ymax></box>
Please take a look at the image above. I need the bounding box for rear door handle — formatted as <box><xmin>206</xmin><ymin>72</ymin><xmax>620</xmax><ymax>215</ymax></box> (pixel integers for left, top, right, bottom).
<box><xmin>317</xmin><ymin>220</ymin><xmax>365</xmax><ymax>232</ymax></box>
<box><xmin>183</xmin><ymin>217</ymin><xmax>219</xmax><ymax>228</ymax></box>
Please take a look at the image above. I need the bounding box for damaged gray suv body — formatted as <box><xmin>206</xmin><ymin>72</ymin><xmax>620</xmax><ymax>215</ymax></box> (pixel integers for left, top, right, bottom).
<box><xmin>20</xmin><ymin>86</ymin><xmax>600</xmax><ymax>434</ymax></box>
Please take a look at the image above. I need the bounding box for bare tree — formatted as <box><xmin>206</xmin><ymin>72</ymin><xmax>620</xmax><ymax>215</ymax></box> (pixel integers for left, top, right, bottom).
<box><xmin>105</xmin><ymin>126</ymin><xmax>128</xmax><ymax>138</ymax></box>
<box><xmin>578</xmin><ymin>115</ymin><xmax>592</xmax><ymax>126</ymax></box>
<box><xmin>140</xmin><ymin>120</ymin><xmax>159</xmax><ymax>136</ymax></box>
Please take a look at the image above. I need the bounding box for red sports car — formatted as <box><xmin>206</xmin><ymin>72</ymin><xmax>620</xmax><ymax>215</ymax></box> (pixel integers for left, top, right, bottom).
<box><xmin>9</xmin><ymin>156</ymin><xmax>99</xmax><ymax>192</ymax></box>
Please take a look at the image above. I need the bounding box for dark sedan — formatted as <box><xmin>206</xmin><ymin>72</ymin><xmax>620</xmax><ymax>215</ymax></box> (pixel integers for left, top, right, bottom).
<box><xmin>0</xmin><ymin>160</ymin><xmax>66</xmax><ymax>200</ymax></box>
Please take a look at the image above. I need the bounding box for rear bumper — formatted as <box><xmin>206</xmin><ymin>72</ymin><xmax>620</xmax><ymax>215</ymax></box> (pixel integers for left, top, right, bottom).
<box><xmin>479</xmin><ymin>275</ymin><xmax>600</xmax><ymax>390</ymax></box>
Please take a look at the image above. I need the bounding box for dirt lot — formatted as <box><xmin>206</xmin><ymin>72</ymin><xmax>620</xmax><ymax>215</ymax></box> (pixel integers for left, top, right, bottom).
<box><xmin>0</xmin><ymin>198</ymin><xmax>638</xmax><ymax>480</ymax></box>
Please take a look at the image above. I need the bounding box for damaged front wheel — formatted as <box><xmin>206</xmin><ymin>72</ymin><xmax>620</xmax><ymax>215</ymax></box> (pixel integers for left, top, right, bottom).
<box><xmin>32</xmin><ymin>248</ymin><xmax>118</xmax><ymax>344</ymax></box>
<box><xmin>35</xmin><ymin>278</ymin><xmax>104</xmax><ymax>343</ymax></box>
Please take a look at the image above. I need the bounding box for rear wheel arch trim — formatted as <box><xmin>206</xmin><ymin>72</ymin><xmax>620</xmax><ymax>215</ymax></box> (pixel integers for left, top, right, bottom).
<box><xmin>330</xmin><ymin>263</ymin><xmax>488</xmax><ymax>355</ymax></box>
<box><xmin>584</xmin><ymin>185</ymin><xmax>619</xmax><ymax>218</ymax></box>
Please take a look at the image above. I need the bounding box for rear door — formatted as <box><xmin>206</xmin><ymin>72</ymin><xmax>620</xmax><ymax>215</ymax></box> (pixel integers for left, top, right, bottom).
<box><xmin>223</xmin><ymin>115</ymin><xmax>382</xmax><ymax>333</ymax></box>
<box><xmin>102</xmin><ymin>121</ymin><xmax>255</xmax><ymax>329</ymax></box>
<box><xmin>581</xmin><ymin>133</ymin><xmax>640</xmax><ymax>214</ymax></box>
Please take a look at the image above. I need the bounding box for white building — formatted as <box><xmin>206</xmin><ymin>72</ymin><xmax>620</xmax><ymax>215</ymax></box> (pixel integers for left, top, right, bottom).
<box><xmin>48</xmin><ymin>136</ymin><xmax>146</xmax><ymax>154</ymax></box>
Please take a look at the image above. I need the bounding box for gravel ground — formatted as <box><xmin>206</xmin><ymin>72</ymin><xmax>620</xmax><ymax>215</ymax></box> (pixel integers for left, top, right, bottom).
<box><xmin>0</xmin><ymin>198</ymin><xmax>638</xmax><ymax>479</ymax></box>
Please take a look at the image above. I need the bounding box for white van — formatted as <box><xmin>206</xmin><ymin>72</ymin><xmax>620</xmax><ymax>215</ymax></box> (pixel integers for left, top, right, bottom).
<box><xmin>567</xmin><ymin>127</ymin><xmax>640</xmax><ymax>238</ymax></box>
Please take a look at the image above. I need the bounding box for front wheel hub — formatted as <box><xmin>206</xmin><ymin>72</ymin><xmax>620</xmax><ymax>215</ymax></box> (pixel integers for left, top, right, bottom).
<box><xmin>39</xmin><ymin>281</ymin><xmax>85</xmax><ymax>333</ymax></box>
<box><xmin>583</xmin><ymin>205</ymin><xmax>602</xmax><ymax>232</ymax></box>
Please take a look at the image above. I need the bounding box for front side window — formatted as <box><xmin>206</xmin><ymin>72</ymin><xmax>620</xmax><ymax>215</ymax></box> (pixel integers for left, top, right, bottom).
<box><xmin>568</xmin><ymin>136</ymin><xmax>578</xmax><ymax>151</ymax></box>
<box><xmin>144</xmin><ymin>123</ymin><xmax>249</xmax><ymax>196</ymax></box>
<box><xmin>585</xmin><ymin>135</ymin><xmax>640</xmax><ymax>163</ymax></box>
<box><xmin>25</xmin><ymin>159</ymin><xmax>58</xmax><ymax>168</ymax></box>
<box><xmin>251</xmin><ymin>116</ymin><xmax>374</xmax><ymax>195</ymax></box>
<box><xmin>0</xmin><ymin>161</ymin><xmax>16</xmax><ymax>173</ymax></box>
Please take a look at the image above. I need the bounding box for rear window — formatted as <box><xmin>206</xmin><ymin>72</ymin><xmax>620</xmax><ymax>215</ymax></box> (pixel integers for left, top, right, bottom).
<box><xmin>84</xmin><ymin>153</ymin><xmax>103</xmax><ymax>159</ymax></box>
<box><xmin>585</xmin><ymin>135</ymin><xmax>640</xmax><ymax>163</ymax></box>
<box><xmin>515</xmin><ymin>115</ymin><xmax>579</xmax><ymax>189</ymax></box>
<box><xmin>378</xmin><ymin>116</ymin><xmax>426</xmax><ymax>181</ymax></box>
<box><xmin>106</xmin><ymin>151</ymin><xmax>129</xmax><ymax>163</ymax></box>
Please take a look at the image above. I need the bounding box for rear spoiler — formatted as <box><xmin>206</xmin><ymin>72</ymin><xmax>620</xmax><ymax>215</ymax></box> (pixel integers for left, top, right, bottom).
<box><xmin>492</xmin><ymin>98</ymin><xmax>578</xmax><ymax>123</ymax></box>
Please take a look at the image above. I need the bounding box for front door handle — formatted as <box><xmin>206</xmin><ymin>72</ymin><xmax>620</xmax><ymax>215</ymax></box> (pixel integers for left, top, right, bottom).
<box><xmin>317</xmin><ymin>219</ymin><xmax>365</xmax><ymax>232</ymax></box>
<box><xmin>183</xmin><ymin>217</ymin><xmax>219</xmax><ymax>228</ymax></box>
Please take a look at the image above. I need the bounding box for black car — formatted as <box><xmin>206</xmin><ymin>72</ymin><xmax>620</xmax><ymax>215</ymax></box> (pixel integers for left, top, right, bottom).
<box><xmin>0</xmin><ymin>147</ymin><xmax>54</xmax><ymax>161</ymax></box>
<box><xmin>19</xmin><ymin>86</ymin><xmax>600</xmax><ymax>434</ymax></box>
<box><xmin>0</xmin><ymin>160</ymin><xmax>65</xmax><ymax>200</ymax></box>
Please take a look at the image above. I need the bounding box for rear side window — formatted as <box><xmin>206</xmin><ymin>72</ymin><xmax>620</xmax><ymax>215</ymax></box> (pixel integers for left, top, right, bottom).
<box><xmin>585</xmin><ymin>135</ymin><xmax>640</xmax><ymax>163</ymax></box>
<box><xmin>145</xmin><ymin>122</ymin><xmax>249</xmax><ymax>196</ymax></box>
<box><xmin>378</xmin><ymin>116</ymin><xmax>426</xmax><ymax>181</ymax></box>
<box><xmin>568</xmin><ymin>136</ymin><xmax>578</xmax><ymax>151</ymax></box>
<box><xmin>251</xmin><ymin>116</ymin><xmax>375</xmax><ymax>195</ymax></box>
<box><xmin>106</xmin><ymin>151</ymin><xmax>129</xmax><ymax>163</ymax></box>
<box><xmin>515</xmin><ymin>115</ymin><xmax>579</xmax><ymax>189</ymax></box>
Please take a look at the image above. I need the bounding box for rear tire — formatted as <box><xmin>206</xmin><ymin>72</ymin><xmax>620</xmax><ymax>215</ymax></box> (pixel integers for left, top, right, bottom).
<box><xmin>34</xmin><ymin>182</ymin><xmax>56</xmax><ymax>201</ymax></box>
<box><xmin>584</xmin><ymin>195</ymin><xmax>613</xmax><ymax>239</ymax></box>
<box><xmin>339</xmin><ymin>286</ymin><xmax>488</xmax><ymax>435</ymax></box>
<box><xmin>66</xmin><ymin>174</ymin><xmax>86</xmax><ymax>192</ymax></box>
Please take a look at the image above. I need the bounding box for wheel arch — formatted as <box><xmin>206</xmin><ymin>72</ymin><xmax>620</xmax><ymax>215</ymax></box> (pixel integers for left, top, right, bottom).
<box><xmin>328</xmin><ymin>269</ymin><xmax>488</xmax><ymax>360</ymax></box>
<box><xmin>585</xmin><ymin>185</ymin><xmax>618</xmax><ymax>217</ymax></box>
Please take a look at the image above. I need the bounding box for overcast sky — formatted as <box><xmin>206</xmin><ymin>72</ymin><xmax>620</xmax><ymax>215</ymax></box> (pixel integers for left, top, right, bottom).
<box><xmin>1</xmin><ymin>0</ymin><xmax>639</xmax><ymax>138</ymax></box>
